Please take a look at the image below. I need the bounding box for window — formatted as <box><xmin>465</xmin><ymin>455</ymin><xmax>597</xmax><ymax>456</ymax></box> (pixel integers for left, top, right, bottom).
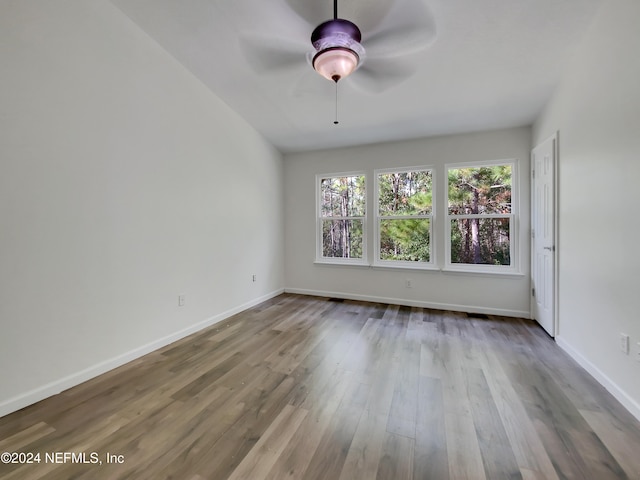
<box><xmin>375</xmin><ymin>168</ymin><xmax>434</xmax><ymax>267</ymax></box>
<box><xmin>317</xmin><ymin>173</ymin><xmax>366</xmax><ymax>263</ymax></box>
<box><xmin>446</xmin><ymin>161</ymin><xmax>516</xmax><ymax>270</ymax></box>
<box><xmin>315</xmin><ymin>162</ymin><xmax>519</xmax><ymax>274</ymax></box>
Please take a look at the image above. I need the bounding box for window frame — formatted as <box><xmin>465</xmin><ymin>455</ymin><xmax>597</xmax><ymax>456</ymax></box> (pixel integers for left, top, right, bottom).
<box><xmin>373</xmin><ymin>166</ymin><xmax>437</xmax><ymax>270</ymax></box>
<box><xmin>315</xmin><ymin>171</ymin><xmax>368</xmax><ymax>266</ymax></box>
<box><xmin>444</xmin><ymin>159</ymin><xmax>519</xmax><ymax>274</ymax></box>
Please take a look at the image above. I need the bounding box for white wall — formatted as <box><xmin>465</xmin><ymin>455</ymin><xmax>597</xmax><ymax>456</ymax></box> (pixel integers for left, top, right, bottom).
<box><xmin>284</xmin><ymin>127</ymin><xmax>531</xmax><ymax>317</ymax></box>
<box><xmin>533</xmin><ymin>0</ymin><xmax>640</xmax><ymax>418</ymax></box>
<box><xmin>0</xmin><ymin>0</ymin><xmax>284</xmax><ymax>416</ymax></box>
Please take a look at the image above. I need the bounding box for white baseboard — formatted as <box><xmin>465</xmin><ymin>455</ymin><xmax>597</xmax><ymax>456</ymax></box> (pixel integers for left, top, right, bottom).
<box><xmin>0</xmin><ymin>289</ymin><xmax>284</xmax><ymax>419</ymax></box>
<box><xmin>284</xmin><ymin>287</ymin><xmax>530</xmax><ymax>318</ymax></box>
<box><xmin>556</xmin><ymin>336</ymin><xmax>640</xmax><ymax>422</ymax></box>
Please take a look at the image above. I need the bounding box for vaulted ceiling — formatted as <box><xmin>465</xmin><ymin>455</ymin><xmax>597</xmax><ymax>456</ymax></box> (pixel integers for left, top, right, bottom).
<box><xmin>110</xmin><ymin>0</ymin><xmax>602</xmax><ymax>153</ymax></box>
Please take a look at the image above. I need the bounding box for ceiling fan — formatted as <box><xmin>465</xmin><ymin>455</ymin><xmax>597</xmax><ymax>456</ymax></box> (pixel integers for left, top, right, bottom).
<box><xmin>239</xmin><ymin>0</ymin><xmax>437</xmax><ymax>94</ymax></box>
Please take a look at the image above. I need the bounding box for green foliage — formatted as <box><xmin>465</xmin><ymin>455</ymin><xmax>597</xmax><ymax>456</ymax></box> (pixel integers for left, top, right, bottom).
<box><xmin>378</xmin><ymin>170</ymin><xmax>432</xmax><ymax>262</ymax></box>
<box><xmin>448</xmin><ymin>165</ymin><xmax>511</xmax><ymax>214</ymax></box>
<box><xmin>448</xmin><ymin>165</ymin><xmax>512</xmax><ymax>265</ymax></box>
<box><xmin>378</xmin><ymin>171</ymin><xmax>432</xmax><ymax>215</ymax></box>
<box><xmin>320</xmin><ymin>175</ymin><xmax>365</xmax><ymax>217</ymax></box>
<box><xmin>318</xmin><ymin>166</ymin><xmax>513</xmax><ymax>265</ymax></box>
<box><xmin>322</xmin><ymin>219</ymin><xmax>363</xmax><ymax>258</ymax></box>
<box><xmin>380</xmin><ymin>218</ymin><xmax>430</xmax><ymax>261</ymax></box>
<box><xmin>320</xmin><ymin>175</ymin><xmax>365</xmax><ymax>259</ymax></box>
<box><xmin>450</xmin><ymin>218</ymin><xmax>510</xmax><ymax>265</ymax></box>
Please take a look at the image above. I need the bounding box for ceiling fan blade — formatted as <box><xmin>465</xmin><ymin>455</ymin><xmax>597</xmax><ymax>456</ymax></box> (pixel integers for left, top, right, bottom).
<box><xmin>364</xmin><ymin>0</ymin><xmax>437</xmax><ymax>58</ymax></box>
<box><xmin>232</xmin><ymin>0</ymin><xmax>313</xmax><ymax>48</ymax></box>
<box><xmin>238</xmin><ymin>34</ymin><xmax>309</xmax><ymax>74</ymax></box>
<box><xmin>290</xmin><ymin>69</ymin><xmax>330</xmax><ymax>97</ymax></box>
<box><xmin>284</xmin><ymin>0</ymin><xmax>400</xmax><ymax>33</ymax></box>
<box><xmin>284</xmin><ymin>0</ymin><xmax>332</xmax><ymax>26</ymax></box>
<box><xmin>349</xmin><ymin>58</ymin><xmax>417</xmax><ymax>94</ymax></box>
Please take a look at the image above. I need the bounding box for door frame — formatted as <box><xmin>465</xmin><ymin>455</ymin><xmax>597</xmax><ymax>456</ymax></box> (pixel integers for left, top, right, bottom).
<box><xmin>530</xmin><ymin>131</ymin><xmax>560</xmax><ymax>337</ymax></box>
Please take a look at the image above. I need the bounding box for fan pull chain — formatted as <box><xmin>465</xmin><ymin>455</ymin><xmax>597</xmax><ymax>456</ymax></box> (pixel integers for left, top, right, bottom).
<box><xmin>334</xmin><ymin>81</ymin><xmax>339</xmax><ymax>125</ymax></box>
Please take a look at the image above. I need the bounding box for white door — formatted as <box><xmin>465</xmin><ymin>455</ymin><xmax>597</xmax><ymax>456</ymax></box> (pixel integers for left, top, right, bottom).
<box><xmin>531</xmin><ymin>134</ymin><xmax>557</xmax><ymax>336</ymax></box>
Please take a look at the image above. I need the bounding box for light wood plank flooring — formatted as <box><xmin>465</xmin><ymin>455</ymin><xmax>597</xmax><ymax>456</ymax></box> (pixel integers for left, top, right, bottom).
<box><xmin>1</xmin><ymin>294</ymin><xmax>639</xmax><ymax>479</ymax></box>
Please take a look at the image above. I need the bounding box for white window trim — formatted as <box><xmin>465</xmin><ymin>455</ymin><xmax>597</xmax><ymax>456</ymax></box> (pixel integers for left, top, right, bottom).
<box><xmin>373</xmin><ymin>166</ymin><xmax>436</xmax><ymax>269</ymax></box>
<box><xmin>444</xmin><ymin>159</ymin><xmax>520</xmax><ymax>274</ymax></box>
<box><xmin>315</xmin><ymin>171</ymin><xmax>368</xmax><ymax>266</ymax></box>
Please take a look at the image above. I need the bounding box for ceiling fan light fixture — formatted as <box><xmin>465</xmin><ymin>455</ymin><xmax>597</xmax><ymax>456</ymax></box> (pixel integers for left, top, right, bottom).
<box><xmin>312</xmin><ymin>47</ymin><xmax>359</xmax><ymax>82</ymax></box>
<box><xmin>311</xmin><ymin>18</ymin><xmax>364</xmax><ymax>82</ymax></box>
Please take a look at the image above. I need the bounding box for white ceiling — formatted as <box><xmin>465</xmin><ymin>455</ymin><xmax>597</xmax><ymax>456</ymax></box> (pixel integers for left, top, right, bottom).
<box><xmin>109</xmin><ymin>0</ymin><xmax>602</xmax><ymax>153</ymax></box>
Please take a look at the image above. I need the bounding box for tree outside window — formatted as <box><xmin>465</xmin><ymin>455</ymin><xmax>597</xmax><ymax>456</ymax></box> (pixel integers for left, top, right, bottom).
<box><xmin>447</xmin><ymin>164</ymin><xmax>513</xmax><ymax>267</ymax></box>
<box><xmin>318</xmin><ymin>174</ymin><xmax>366</xmax><ymax>261</ymax></box>
<box><xmin>376</xmin><ymin>169</ymin><xmax>433</xmax><ymax>264</ymax></box>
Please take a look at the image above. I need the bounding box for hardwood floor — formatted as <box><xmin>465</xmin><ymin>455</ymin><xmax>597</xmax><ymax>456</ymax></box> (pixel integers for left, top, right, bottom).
<box><xmin>1</xmin><ymin>293</ymin><xmax>639</xmax><ymax>479</ymax></box>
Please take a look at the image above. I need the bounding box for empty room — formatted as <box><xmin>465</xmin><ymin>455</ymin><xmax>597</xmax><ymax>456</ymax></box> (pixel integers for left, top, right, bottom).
<box><xmin>1</xmin><ymin>0</ymin><xmax>639</xmax><ymax>479</ymax></box>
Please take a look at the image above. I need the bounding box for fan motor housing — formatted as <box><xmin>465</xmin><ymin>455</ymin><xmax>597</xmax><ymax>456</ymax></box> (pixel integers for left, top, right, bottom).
<box><xmin>311</xmin><ymin>18</ymin><xmax>362</xmax><ymax>47</ymax></box>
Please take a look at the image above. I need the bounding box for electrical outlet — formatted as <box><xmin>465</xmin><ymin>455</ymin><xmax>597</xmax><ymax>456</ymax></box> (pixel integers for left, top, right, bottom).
<box><xmin>252</xmin><ymin>274</ymin><xmax>257</xmax><ymax>282</ymax></box>
<box><xmin>620</xmin><ymin>333</ymin><xmax>629</xmax><ymax>354</ymax></box>
<box><xmin>178</xmin><ymin>294</ymin><xmax>185</xmax><ymax>307</ymax></box>
<box><xmin>636</xmin><ymin>342</ymin><xmax>640</xmax><ymax>362</ymax></box>
<box><xmin>405</xmin><ymin>279</ymin><xmax>412</xmax><ymax>288</ymax></box>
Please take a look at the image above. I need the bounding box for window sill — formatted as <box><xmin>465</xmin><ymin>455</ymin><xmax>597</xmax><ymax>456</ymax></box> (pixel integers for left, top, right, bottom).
<box><xmin>314</xmin><ymin>260</ymin><xmax>371</xmax><ymax>268</ymax></box>
<box><xmin>371</xmin><ymin>262</ymin><xmax>440</xmax><ymax>272</ymax></box>
<box><xmin>313</xmin><ymin>260</ymin><xmax>525</xmax><ymax>278</ymax></box>
<box><xmin>441</xmin><ymin>267</ymin><xmax>525</xmax><ymax>278</ymax></box>
<box><xmin>314</xmin><ymin>260</ymin><xmax>440</xmax><ymax>272</ymax></box>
